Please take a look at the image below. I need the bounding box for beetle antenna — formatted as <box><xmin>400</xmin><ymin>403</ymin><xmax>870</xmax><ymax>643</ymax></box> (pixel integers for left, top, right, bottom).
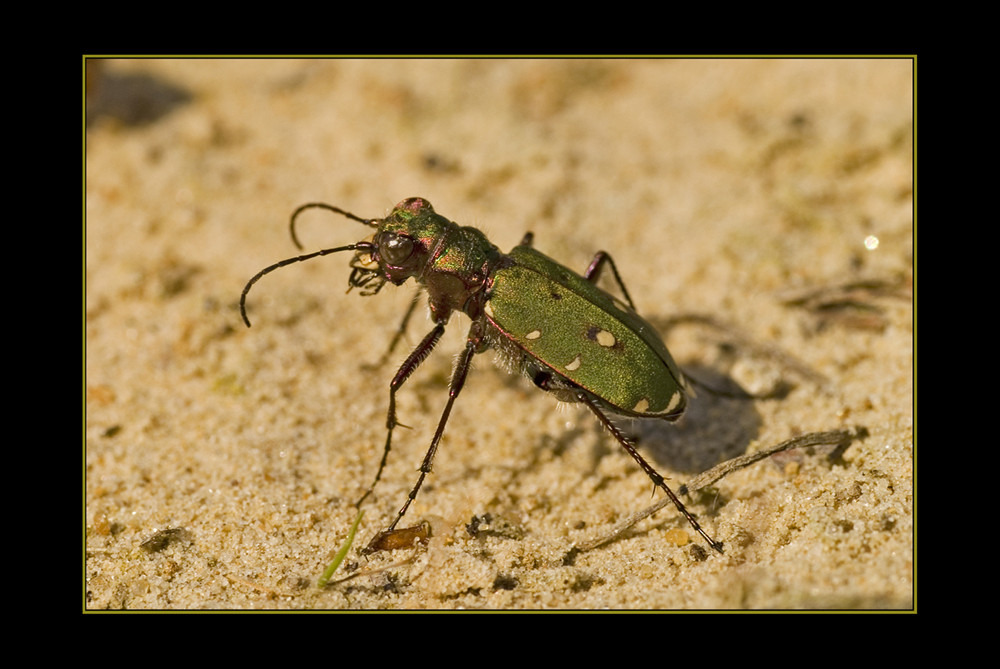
<box><xmin>240</xmin><ymin>242</ymin><xmax>374</xmax><ymax>328</ymax></box>
<box><xmin>290</xmin><ymin>203</ymin><xmax>378</xmax><ymax>250</ymax></box>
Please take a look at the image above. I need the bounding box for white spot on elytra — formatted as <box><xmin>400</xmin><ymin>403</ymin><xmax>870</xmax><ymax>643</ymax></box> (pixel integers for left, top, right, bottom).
<box><xmin>665</xmin><ymin>391</ymin><xmax>682</xmax><ymax>413</ymax></box>
<box><xmin>596</xmin><ymin>329</ymin><xmax>616</xmax><ymax>347</ymax></box>
<box><xmin>565</xmin><ymin>354</ymin><xmax>582</xmax><ymax>371</ymax></box>
<box><xmin>633</xmin><ymin>398</ymin><xmax>650</xmax><ymax>413</ymax></box>
<box><xmin>525</xmin><ymin>329</ymin><xmax>541</xmax><ymax>340</ymax></box>
<box><xmin>484</xmin><ymin>301</ymin><xmax>494</xmax><ymax>318</ymax></box>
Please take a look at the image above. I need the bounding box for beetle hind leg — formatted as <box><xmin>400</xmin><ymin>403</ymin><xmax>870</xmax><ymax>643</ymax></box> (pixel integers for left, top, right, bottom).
<box><xmin>577</xmin><ymin>391</ymin><xmax>725</xmax><ymax>554</ymax></box>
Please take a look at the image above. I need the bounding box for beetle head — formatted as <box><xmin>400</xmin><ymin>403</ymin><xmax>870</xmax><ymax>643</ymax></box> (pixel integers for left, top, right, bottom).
<box><xmin>240</xmin><ymin>198</ymin><xmax>448</xmax><ymax>327</ymax></box>
<box><xmin>351</xmin><ymin>197</ymin><xmax>450</xmax><ymax>291</ymax></box>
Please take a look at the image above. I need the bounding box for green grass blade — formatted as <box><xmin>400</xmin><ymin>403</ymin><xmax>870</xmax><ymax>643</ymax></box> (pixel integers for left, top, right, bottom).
<box><xmin>317</xmin><ymin>509</ymin><xmax>364</xmax><ymax>588</ymax></box>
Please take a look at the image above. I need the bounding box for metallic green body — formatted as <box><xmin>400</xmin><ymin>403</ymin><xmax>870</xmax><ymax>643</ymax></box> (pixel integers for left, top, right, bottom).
<box><xmin>241</xmin><ymin>197</ymin><xmax>721</xmax><ymax>554</ymax></box>
<box><xmin>486</xmin><ymin>243</ymin><xmax>687</xmax><ymax>418</ymax></box>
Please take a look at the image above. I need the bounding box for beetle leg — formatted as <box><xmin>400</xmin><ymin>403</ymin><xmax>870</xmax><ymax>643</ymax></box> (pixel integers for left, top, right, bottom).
<box><xmin>356</xmin><ymin>322</ymin><xmax>445</xmax><ymax>509</ymax></box>
<box><xmin>577</xmin><ymin>391</ymin><xmax>725</xmax><ymax>554</ymax></box>
<box><xmin>584</xmin><ymin>251</ymin><xmax>637</xmax><ymax>311</ymax></box>
<box><xmin>364</xmin><ymin>337</ymin><xmax>477</xmax><ymax>553</ymax></box>
<box><xmin>362</xmin><ymin>289</ymin><xmax>424</xmax><ymax>370</ymax></box>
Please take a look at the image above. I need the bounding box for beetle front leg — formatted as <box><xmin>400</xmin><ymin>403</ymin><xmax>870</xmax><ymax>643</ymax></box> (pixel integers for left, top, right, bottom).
<box><xmin>362</xmin><ymin>289</ymin><xmax>424</xmax><ymax>370</ymax></box>
<box><xmin>355</xmin><ymin>322</ymin><xmax>445</xmax><ymax>509</ymax></box>
<box><xmin>364</xmin><ymin>337</ymin><xmax>477</xmax><ymax>553</ymax></box>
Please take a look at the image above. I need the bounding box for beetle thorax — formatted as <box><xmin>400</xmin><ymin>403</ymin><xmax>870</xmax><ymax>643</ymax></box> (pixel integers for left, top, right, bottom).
<box><xmin>378</xmin><ymin>207</ymin><xmax>504</xmax><ymax>323</ymax></box>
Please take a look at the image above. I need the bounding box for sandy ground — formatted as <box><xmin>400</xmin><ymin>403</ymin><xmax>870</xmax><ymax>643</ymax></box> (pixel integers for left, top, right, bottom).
<box><xmin>85</xmin><ymin>58</ymin><xmax>914</xmax><ymax>610</ymax></box>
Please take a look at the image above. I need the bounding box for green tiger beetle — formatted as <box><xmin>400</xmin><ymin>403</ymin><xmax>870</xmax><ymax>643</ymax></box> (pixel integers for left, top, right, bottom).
<box><xmin>240</xmin><ymin>197</ymin><xmax>724</xmax><ymax>554</ymax></box>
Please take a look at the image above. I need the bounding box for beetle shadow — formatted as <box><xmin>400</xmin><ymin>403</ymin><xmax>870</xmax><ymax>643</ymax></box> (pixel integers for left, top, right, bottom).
<box><xmin>630</xmin><ymin>365</ymin><xmax>764</xmax><ymax>476</ymax></box>
<box><xmin>86</xmin><ymin>62</ymin><xmax>192</xmax><ymax>128</ymax></box>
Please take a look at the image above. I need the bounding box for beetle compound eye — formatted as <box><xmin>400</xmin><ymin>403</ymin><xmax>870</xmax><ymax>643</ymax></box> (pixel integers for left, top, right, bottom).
<box><xmin>381</xmin><ymin>234</ymin><xmax>416</xmax><ymax>266</ymax></box>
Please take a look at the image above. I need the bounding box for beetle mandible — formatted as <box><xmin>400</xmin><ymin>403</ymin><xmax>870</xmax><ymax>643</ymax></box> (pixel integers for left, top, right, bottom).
<box><xmin>240</xmin><ymin>197</ymin><xmax>724</xmax><ymax>554</ymax></box>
